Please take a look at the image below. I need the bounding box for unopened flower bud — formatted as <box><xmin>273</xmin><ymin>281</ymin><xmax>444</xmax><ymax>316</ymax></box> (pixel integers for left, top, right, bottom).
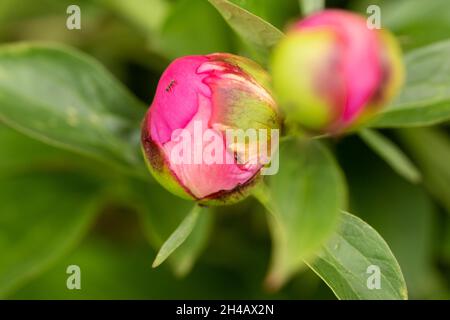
<box><xmin>271</xmin><ymin>9</ymin><xmax>404</xmax><ymax>133</ymax></box>
<box><xmin>141</xmin><ymin>53</ymin><xmax>280</xmax><ymax>205</ymax></box>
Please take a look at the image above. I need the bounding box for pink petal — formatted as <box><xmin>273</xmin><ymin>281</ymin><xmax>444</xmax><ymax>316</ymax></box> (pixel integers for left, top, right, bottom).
<box><xmin>149</xmin><ymin>55</ymin><xmax>210</xmax><ymax>145</ymax></box>
<box><xmin>162</xmin><ymin>94</ymin><xmax>260</xmax><ymax>199</ymax></box>
<box><xmin>295</xmin><ymin>10</ymin><xmax>382</xmax><ymax>126</ymax></box>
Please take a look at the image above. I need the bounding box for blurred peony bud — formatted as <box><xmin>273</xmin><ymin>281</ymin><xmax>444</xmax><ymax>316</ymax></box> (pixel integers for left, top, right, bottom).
<box><xmin>271</xmin><ymin>9</ymin><xmax>404</xmax><ymax>133</ymax></box>
<box><xmin>141</xmin><ymin>53</ymin><xmax>280</xmax><ymax>205</ymax></box>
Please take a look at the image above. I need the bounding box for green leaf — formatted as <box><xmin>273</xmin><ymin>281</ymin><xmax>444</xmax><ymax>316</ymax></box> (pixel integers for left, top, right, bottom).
<box><xmin>0</xmin><ymin>124</ymin><xmax>63</xmax><ymax>174</ymax></box>
<box><xmin>8</xmin><ymin>236</ymin><xmax>256</xmax><ymax>299</ymax></box>
<box><xmin>0</xmin><ymin>42</ymin><xmax>146</xmax><ymax>170</ymax></box>
<box><xmin>300</xmin><ymin>0</ymin><xmax>325</xmax><ymax>16</ymax></box>
<box><xmin>221</xmin><ymin>0</ymin><xmax>298</xmax><ymax>63</ymax></box>
<box><xmin>444</xmin><ymin>219</ymin><xmax>450</xmax><ymax>265</ymax></box>
<box><xmin>353</xmin><ymin>0</ymin><xmax>450</xmax><ymax>51</ymax></box>
<box><xmin>165</xmin><ymin>210</ymin><xmax>212</xmax><ymax>276</ymax></box>
<box><xmin>358</xmin><ymin>129</ymin><xmax>421</xmax><ymax>183</ymax></box>
<box><xmin>340</xmin><ymin>142</ymin><xmax>440</xmax><ymax>298</ymax></box>
<box><xmin>370</xmin><ymin>40</ymin><xmax>450</xmax><ymax>128</ymax></box>
<box><xmin>101</xmin><ymin>0</ymin><xmax>233</xmax><ymax>62</ymax></box>
<box><xmin>397</xmin><ymin>127</ymin><xmax>450</xmax><ymax>214</ymax></box>
<box><xmin>0</xmin><ymin>124</ymin><xmax>116</xmax><ymax>179</ymax></box>
<box><xmin>152</xmin><ymin>205</ymin><xmax>208</xmax><ymax>269</ymax></box>
<box><xmin>208</xmin><ymin>0</ymin><xmax>284</xmax><ymax>60</ymax></box>
<box><xmin>100</xmin><ymin>0</ymin><xmax>170</xmax><ymax>36</ymax></box>
<box><xmin>227</xmin><ymin>0</ymin><xmax>300</xmax><ymax>30</ymax></box>
<box><xmin>155</xmin><ymin>0</ymin><xmax>233</xmax><ymax>59</ymax></box>
<box><xmin>134</xmin><ymin>182</ymin><xmax>212</xmax><ymax>276</ymax></box>
<box><xmin>307</xmin><ymin>212</ymin><xmax>408</xmax><ymax>300</ymax></box>
<box><xmin>0</xmin><ymin>172</ymin><xmax>102</xmax><ymax>297</ymax></box>
<box><xmin>258</xmin><ymin>139</ymin><xmax>347</xmax><ymax>289</ymax></box>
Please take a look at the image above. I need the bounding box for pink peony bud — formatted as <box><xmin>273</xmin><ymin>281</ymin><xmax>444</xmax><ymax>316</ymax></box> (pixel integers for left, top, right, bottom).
<box><xmin>271</xmin><ymin>9</ymin><xmax>404</xmax><ymax>133</ymax></box>
<box><xmin>141</xmin><ymin>54</ymin><xmax>280</xmax><ymax>205</ymax></box>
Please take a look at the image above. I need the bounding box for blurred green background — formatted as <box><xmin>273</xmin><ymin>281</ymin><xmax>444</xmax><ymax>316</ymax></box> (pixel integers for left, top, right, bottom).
<box><xmin>0</xmin><ymin>0</ymin><xmax>449</xmax><ymax>299</ymax></box>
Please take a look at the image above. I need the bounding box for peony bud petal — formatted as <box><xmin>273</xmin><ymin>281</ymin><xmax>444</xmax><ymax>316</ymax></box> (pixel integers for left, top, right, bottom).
<box><xmin>271</xmin><ymin>9</ymin><xmax>404</xmax><ymax>134</ymax></box>
<box><xmin>142</xmin><ymin>54</ymin><xmax>280</xmax><ymax>205</ymax></box>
